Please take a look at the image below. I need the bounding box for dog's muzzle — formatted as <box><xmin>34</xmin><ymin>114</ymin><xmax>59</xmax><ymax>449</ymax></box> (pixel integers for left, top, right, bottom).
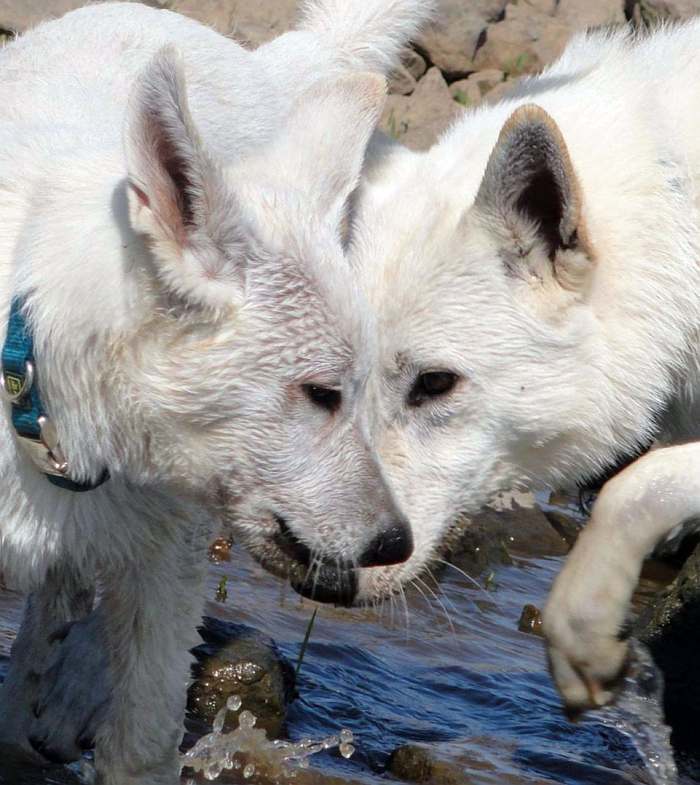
<box><xmin>274</xmin><ymin>515</ymin><xmax>413</xmax><ymax>607</ymax></box>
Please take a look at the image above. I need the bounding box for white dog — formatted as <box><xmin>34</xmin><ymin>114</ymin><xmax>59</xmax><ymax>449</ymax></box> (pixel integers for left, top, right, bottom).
<box><xmin>0</xmin><ymin>2</ymin><xmax>430</xmax><ymax>782</ymax></box>
<box><xmin>348</xmin><ymin>22</ymin><xmax>700</xmax><ymax>712</ymax></box>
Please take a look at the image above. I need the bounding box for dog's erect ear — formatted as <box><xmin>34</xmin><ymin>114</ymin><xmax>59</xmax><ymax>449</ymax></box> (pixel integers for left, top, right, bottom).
<box><xmin>474</xmin><ymin>104</ymin><xmax>593</xmax><ymax>292</ymax></box>
<box><xmin>266</xmin><ymin>73</ymin><xmax>387</xmax><ymax>224</ymax></box>
<box><xmin>125</xmin><ymin>47</ymin><xmax>247</xmax><ymax>309</ymax></box>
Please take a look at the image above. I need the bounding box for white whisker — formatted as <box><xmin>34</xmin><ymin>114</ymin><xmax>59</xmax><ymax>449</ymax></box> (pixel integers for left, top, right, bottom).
<box><xmin>414</xmin><ymin>574</ymin><xmax>456</xmax><ymax>636</ymax></box>
<box><xmin>433</xmin><ymin>557</ymin><xmax>496</xmax><ymax>604</ymax></box>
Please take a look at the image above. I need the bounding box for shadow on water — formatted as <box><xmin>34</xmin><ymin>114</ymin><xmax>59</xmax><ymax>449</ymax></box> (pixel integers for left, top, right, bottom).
<box><xmin>0</xmin><ymin>540</ymin><xmax>689</xmax><ymax>785</ymax></box>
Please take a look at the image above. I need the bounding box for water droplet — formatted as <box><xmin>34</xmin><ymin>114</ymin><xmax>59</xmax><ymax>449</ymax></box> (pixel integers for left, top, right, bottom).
<box><xmin>227</xmin><ymin>694</ymin><xmax>243</xmax><ymax>711</ymax></box>
<box><xmin>212</xmin><ymin>706</ymin><xmax>227</xmax><ymax>733</ymax></box>
<box><xmin>339</xmin><ymin>742</ymin><xmax>355</xmax><ymax>759</ymax></box>
<box><xmin>238</xmin><ymin>710</ymin><xmax>257</xmax><ymax>729</ymax></box>
<box><xmin>339</xmin><ymin>729</ymin><xmax>354</xmax><ymax>744</ymax></box>
<box><xmin>204</xmin><ymin>762</ymin><xmax>222</xmax><ymax>780</ymax></box>
<box><xmin>243</xmin><ymin>763</ymin><xmax>256</xmax><ymax>778</ymax></box>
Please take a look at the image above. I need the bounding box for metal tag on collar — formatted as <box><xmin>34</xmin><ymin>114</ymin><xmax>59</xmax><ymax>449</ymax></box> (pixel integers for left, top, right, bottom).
<box><xmin>0</xmin><ymin>360</ymin><xmax>34</xmax><ymax>404</ymax></box>
<box><xmin>16</xmin><ymin>415</ymin><xmax>70</xmax><ymax>478</ymax></box>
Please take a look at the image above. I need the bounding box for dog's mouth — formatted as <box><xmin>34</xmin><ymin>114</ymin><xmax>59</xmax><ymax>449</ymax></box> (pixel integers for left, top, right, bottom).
<box><xmin>245</xmin><ymin>512</ymin><xmax>414</xmax><ymax>608</ymax></box>
<box><xmin>272</xmin><ymin>514</ymin><xmax>358</xmax><ymax>607</ymax></box>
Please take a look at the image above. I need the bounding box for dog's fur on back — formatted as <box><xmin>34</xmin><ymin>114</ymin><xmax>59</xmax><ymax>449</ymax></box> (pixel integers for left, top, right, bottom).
<box><xmin>0</xmin><ymin>2</ymin><xmax>431</xmax><ymax>782</ymax></box>
<box><xmin>350</xmin><ymin>23</ymin><xmax>700</xmax><ymax>599</ymax></box>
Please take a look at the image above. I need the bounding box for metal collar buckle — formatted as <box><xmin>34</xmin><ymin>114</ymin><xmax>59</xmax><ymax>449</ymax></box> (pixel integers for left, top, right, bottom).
<box><xmin>2</xmin><ymin>297</ymin><xmax>107</xmax><ymax>492</ymax></box>
<box><xmin>16</xmin><ymin>416</ymin><xmax>69</xmax><ymax>478</ymax></box>
<box><xmin>0</xmin><ymin>359</ymin><xmax>70</xmax><ymax>477</ymax></box>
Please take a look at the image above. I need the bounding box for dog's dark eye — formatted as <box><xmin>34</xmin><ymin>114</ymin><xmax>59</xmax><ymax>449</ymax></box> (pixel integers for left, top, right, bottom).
<box><xmin>408</xmin><ymin>371</ymin><xmax>459</xmax><ymax>407</ymax></box>
<box><xmin>303</xmin><ymin>384</ymin><xmax>341</xmax><ymax>413</ymax></box>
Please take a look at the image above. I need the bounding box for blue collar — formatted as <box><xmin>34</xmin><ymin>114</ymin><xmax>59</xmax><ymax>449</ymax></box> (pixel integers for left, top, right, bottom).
<box><xmin>1</xmin><ymin>297</ymin><xmax>109</xmax><ymax>492</ymax></box>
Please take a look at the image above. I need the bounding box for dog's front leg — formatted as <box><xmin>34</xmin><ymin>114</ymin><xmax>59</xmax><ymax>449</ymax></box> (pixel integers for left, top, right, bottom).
<box><xmin>543</xmin><ymin>442</ymin><xmax>700</xmax><ymax>714</ymax></box>
<box><xmin>94</xmin><ymin>518</ymin><xmax>210</xmax><ymax>785</ymax></box>
<box><xmin>0</xmin><ymin>562</ymin><xmax>94</xmax><ymax>760</ymax></box>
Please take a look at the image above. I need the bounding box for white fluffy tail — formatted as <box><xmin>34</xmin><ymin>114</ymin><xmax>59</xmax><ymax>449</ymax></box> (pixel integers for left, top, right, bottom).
<box><xmin>298</xmin><ymin>0</ymin><xmax>435</xmax><ymax>74</ymax></box>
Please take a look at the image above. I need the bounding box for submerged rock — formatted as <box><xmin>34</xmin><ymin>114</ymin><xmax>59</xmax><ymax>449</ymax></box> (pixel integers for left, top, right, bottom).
<box><xmin>388</xmin><ymin>744</ymin><xmax>466</xmax><ymax>785</ymax></box>
<box><xmin>389</xmin><ymin>745</ymin><xmax>433</xmax><ymax>782</ymax></box>
<box><xmin>188</xmin><ymin>618</ymin><xmax>295</xmax><ymax>740</ymax></box>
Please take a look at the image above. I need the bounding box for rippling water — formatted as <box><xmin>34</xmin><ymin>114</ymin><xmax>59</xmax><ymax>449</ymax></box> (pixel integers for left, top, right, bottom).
<box><xmin>0</xmin><ymin>531</ymin><xmax>687</xmax><ymax>785</ymax></box>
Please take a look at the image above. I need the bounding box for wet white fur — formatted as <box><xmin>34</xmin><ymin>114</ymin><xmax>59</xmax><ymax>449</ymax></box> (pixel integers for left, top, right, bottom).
<box><xmin>351</xmin><ymin>22</ymin><xmax>700</xmax><ymax>689</ymax></box>
<box><xmin>0</xmin><ymin>1</ymin><xmax>431</xmax><ymax>781</ymax></box>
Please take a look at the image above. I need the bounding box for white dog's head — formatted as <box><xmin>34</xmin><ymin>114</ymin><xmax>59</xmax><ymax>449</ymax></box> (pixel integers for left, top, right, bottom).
<box><xmin>348</xmin><ymin>104</ymin><xmax>676</xmax><ymax>602</ymax></box>
<box><xmin>62</xmin><ymin>50</ymin><xmax>414</xmax><ymax>602</ymax></box>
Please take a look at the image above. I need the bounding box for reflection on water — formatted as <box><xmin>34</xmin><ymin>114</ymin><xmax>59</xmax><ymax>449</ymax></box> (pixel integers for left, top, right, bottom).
<box><xmin>0</xmin><ymin>541</ymin><xmax>689</xmax><ymax>785</ymax></box>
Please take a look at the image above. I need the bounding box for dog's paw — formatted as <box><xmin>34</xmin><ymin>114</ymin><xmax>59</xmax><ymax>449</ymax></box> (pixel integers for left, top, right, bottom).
<box><xmin>542</xmin><ymin>566</ymin><xmax>630</xmax><ymax>716</ymax></box>
<box><xmin>28</xmin><ymin>614</ymin><xmax>110</xmax><ymax>764</ymax></box>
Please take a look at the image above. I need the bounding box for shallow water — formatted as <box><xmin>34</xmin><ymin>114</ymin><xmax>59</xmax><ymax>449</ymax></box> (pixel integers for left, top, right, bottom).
<box><xmin>0</xmin><ymin>526</ymin><xmax>689</xmax><ymax>785</ymax></box>
<box><xmin>597</xmin><ymin>641</ymin><xmax>678</xmax><ymax>785</ymax></box>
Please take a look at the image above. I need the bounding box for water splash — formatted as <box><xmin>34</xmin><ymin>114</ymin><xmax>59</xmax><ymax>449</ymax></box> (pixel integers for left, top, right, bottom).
<box><xmin>180</xmin><ymin>694</ymin><xmax>355</xmax><ymax>781</ymax></box>
<box><xmin>596</xmin><ymin>640</ymin><xmax>677</xmax><ymax>785</ymax></box>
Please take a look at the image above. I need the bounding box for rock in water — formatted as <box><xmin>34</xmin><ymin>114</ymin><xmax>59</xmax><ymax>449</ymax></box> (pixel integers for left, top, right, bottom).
<box><xmin>518</xmin><ymin>604</ymin><xmax>544</xmax><ymax>636</ymax></box>
<box><xmin>637</xmin><ymin>544</ymin><xmax>700</xmax><ymax>774</ymax></box>
<box><xmin>388</xmin><ymin>744</ymin><xmax>467</xmax><ymax>785</ymax></box>
<box><xmin>187</xmin><ymin>617</ymin><xmax>295</xmax><ymax>740</ymax></box>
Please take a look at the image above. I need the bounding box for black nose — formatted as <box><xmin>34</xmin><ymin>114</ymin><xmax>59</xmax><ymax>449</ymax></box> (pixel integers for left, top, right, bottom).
<box><xmin>358</xmin><ymin>523</ymin><xmax>413</xmax><ymax>568</ymax></box>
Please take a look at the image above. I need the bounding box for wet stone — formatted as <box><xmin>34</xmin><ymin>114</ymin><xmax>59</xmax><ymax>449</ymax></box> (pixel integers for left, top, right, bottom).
<box><xmin>635</xmin><ymin>543</ymin><xmax>700</xmax><ymax>773</ymax></box>
<box><xmin>209</xmin><ymin>537</ymin><xmax>233</xmax><ymax>563</ymax></box>
<box><xmin>187</xmin><ymin>618</ymin><xmax>295</xmax><ymax>740</ymax></box>
<box><xmin>389</xmin><ymin>744</ymin><xmax>466</xmax><ymax>785</ymax></box>
<box><xmin>443</xmin><ymin>501</ymin><xmax>569</xmax><ymax>579</ymax></box>
<box><xmin>389</xmin><ymin>745</ymin><xmax>434</xmax><ymax>783</ymax></box>
<box><xmin>517</xmin><ymin>604</ymin><xmax>544</xmax><ymax>636</ymax></box>
<box><xmin>542</xmin><ymin>508</ymin><xmax>585</xmax><ymax>548</ymax></box>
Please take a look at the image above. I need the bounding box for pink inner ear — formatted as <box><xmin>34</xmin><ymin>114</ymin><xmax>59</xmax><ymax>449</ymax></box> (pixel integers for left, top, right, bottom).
<box><xmin>130</xmin><ymin>181</ymin><xmax>151</xmax><ymax>209</ymax></box>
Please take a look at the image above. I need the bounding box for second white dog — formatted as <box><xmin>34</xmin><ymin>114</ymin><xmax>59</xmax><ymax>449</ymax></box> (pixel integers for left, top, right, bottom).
<box><xmin>349</xmin><ymin>21</ymin><xmax>700</xmax><ymax>710</ymax></box>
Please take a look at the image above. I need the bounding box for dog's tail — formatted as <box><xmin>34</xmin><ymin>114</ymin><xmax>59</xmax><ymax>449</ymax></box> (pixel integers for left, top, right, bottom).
<box><xmin>297</xmin><ymin>0</ymin><xmax>435</xmax><ymax>74</ymax></box>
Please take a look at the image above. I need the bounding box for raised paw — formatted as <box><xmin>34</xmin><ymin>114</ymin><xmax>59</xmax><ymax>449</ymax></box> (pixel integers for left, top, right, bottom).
<box><xmin>542</xmin><ymin>563</ymin><xmax>631</xmax><ymax>715</ymax></box>
<box><xmin>28</xmin><ymin>612</ymin><xmax>110</xmax><ymax>764</ymax></box>
<box><xmin>544</xmin><ymin>621</ymin><xmax>629</xmax><ymax>716</ymax></box>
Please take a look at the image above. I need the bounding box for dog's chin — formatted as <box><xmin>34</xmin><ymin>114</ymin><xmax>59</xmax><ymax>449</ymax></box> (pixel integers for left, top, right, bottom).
<box><xmin>241</xmin><ymin>537</ymin><xmax>359</xmax><ymax>607</ymax></box>
<box><xmin>290</xmin><ymin>564</ymin><xmax>357</xmax><ymax>607</ymax></box>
